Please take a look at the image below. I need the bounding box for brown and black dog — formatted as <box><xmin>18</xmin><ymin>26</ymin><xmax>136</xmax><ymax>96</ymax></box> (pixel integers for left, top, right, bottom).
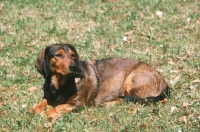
<box><xmin>33</xmin><ymin>44</ymin><xmax>170</xmax><ymax>120</ymax></box>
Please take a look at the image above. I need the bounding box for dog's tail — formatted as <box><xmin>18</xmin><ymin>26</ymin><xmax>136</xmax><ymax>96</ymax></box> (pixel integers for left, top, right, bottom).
<box><xmin>119</xmin><ymin>87</ymin><xmax>170</xmax><ymax>103</ymax></box>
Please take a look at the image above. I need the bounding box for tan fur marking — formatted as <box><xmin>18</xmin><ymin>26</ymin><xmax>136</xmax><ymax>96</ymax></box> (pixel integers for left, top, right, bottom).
<box><xmin>49</xmin><ymin>49</ymin><xmax>71</xmax><ymax>75</ymax></box>
<box><xmin>51</xmin><ymin>75</ymin><xmax>60</xmax><ymax>90</ymax></box>
<box><xmin>68</xmin><ymin>49</ymin><xmax>75</xmax><ymax>58</ymax></box>
<box><xmin>33</xmin><ymin>99</ymin><xmax>47</xmax><ymax>114</ymax></box>
<box><xmin>44</xmin><ymin>104</ymin><xmax>75</xmax><ymax>121</ymax></box>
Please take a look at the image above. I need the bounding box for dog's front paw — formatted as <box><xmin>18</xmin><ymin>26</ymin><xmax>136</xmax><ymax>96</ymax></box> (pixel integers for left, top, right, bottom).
<box><xmin>42</xmin><ymin>108</ymin><xmax>62</xmax><ymax>121</ymax></box>
<box><xmin>32</xmin><ymin>99</ymin><xmax>48</xmax><ymax>114</ymax></box>
<box><xmin>33</xmin><ymin>106</ymin><xmax>43</xmax><ymax>114</ymax></box>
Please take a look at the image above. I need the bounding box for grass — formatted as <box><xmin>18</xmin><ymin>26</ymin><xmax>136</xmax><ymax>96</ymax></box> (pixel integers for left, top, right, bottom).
<box><xmin>0</xmin><ymin>0</ymin><xmax>200</xmax><ymax>131</ymax></box>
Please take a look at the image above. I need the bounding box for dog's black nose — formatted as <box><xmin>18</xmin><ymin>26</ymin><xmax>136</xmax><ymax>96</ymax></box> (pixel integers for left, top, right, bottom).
<box><xmin>69</xmin><ymin>63</ymin><xmax>76</xmax><ymax>71</ymax></box>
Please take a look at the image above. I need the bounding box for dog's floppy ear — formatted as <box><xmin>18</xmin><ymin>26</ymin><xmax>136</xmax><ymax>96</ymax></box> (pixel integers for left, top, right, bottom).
<box><xmin>35</xmin><ymin>46</ymin><xmax>50</xmax><ymax>78</ymax></box>
<box><xmin>66</xmin><ymin>44</ymin><xmax>83</xmax><ymax>78</ymax></box>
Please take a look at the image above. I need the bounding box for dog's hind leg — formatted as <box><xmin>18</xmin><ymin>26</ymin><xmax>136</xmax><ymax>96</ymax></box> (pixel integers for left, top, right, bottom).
<box><xmin>123</xmin><ymin>70</ymin><xmax>169</xmax><ymax>103</ymax></box>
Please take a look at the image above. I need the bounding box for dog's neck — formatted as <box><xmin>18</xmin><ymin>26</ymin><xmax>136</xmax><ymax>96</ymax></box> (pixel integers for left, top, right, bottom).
<box><xmin>50</xmin><ymin>74</ymin><xmax>76</xmax><ymax>90</ymax></box>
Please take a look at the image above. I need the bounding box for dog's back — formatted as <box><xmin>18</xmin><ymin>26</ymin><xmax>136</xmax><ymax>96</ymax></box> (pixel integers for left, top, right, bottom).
<box><xmin>79</xmin><ymin>58</ymin><xmax>169</xmax><ymax>105</ymax></box>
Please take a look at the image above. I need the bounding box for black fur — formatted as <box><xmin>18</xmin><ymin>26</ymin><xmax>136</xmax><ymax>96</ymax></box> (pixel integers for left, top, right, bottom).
<box><xmin>43</xmin><ymin>74</ymin><xmax>77</xmax><ymax>107</ymax></box>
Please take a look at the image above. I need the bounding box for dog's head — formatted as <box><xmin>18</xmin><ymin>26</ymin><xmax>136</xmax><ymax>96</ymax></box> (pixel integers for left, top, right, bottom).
<box><xmin>35</xmin><ymin>44</ymin><xmax>83</xmax><ymax>79</ymax></box>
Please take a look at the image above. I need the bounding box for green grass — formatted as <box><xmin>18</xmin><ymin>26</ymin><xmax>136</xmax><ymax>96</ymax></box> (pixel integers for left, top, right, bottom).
<box><xmin>0</xmin><ymin>0</ymin><xmax>200</xmax><ymax>131</ymax></box>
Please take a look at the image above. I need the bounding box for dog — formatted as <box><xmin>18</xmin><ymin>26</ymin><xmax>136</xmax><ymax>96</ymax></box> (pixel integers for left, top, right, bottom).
<box><xmin>33</xmin><ymin>44</ymin><xmax>170</xmax><ymax>120</ymax></box>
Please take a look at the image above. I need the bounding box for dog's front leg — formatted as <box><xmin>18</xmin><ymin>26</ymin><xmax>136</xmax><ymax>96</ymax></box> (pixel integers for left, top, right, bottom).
<box><xmin>43</xmin><ymin>104</ymin><xmax>75</xmax><ymax>121</ymax></box>
<box><xmin>33</xmin><ymin>99</ymin><xmax>48</xmax><ymax>114</ymax></box>
<box><xmin>43</xmin><ymin>96</ymin><xmax>85</xmax><ymax>121</ymax></box>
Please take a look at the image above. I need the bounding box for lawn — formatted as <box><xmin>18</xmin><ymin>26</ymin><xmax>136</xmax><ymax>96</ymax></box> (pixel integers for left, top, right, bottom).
<box><xmin>0</xmin><ymin>0</ymin><xmax>200</xmax><ymax>131</ymax></box>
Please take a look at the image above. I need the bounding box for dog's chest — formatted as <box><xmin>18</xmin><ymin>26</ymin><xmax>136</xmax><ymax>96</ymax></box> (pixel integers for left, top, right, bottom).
<box><xmin>49</xmin><ymin>84</ymin><xmax>77</xmax><ymax>105</ymax></box>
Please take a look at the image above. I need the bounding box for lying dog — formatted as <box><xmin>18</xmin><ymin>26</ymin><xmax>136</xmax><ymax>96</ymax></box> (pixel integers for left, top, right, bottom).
<box><xmin>33</xmin><ymin>44</ymin><xmax>170</xmax><ymax>120</ymax></box>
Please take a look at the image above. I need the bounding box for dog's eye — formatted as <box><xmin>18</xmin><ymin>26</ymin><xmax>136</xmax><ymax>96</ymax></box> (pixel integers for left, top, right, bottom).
<box><xmin>55</xmin><ymin>54</ymin><xmax>63</xmax><ymax>58</ymax></box>
<box><xmin>71</xmin><ymin>54</ymin><xmax>75</xmax><ymax>58</ymax></box>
